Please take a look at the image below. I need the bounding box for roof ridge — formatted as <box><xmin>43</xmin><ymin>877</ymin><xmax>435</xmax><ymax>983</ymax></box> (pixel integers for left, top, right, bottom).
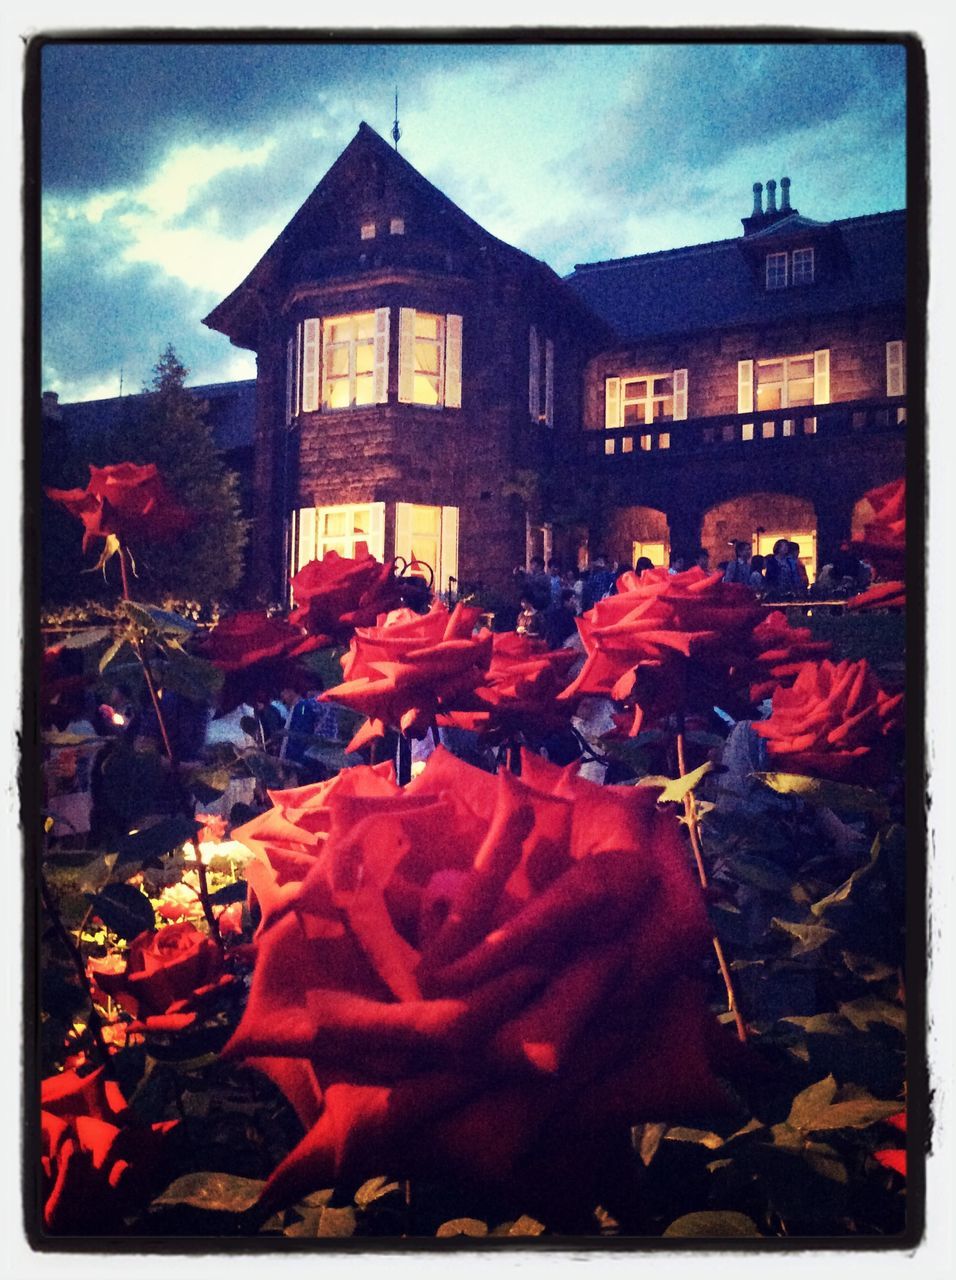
<box><xmin>569</xmin><ymin>207</ymin><xmax>906</xmax><ymax>275</ymax></box>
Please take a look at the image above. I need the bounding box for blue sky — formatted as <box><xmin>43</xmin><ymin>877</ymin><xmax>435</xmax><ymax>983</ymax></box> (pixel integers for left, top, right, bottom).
<box><xmin>39</xmin><ymin>39</ymin><xmax>908</xmax><ymax>403</ymax></box>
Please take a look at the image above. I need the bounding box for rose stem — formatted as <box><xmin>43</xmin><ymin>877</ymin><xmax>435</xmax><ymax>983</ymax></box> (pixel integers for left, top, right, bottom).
<box><xmin>40</xmin><ymin>871</ymin><xmax>111</xmax><ymax>1065</ymax></box>
<box><xmin>397</xmin><ymin>733</ymin><xmax>412</xmax><ymax>786</ymax></box>
<box><xmin>675</xmin><ymin>716</ymin><xmax>748</xmax><ymax>1043</ymax></box>
<box><xmin>119</xmin><ymin>546</ymin><xmax>222</xmax><ymax>948</ymax></box>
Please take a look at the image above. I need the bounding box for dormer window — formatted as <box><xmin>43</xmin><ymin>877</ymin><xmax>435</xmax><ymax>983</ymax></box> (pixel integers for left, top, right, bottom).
<box><xmin>765</xmin><ymin>252</ymin><xmax>788</xmax><ymax>289</ymax></box>
<box><xmin>390</xmin><ymin>217</ymin><xmax>405</xmax><ymax>236</ymax></box>
<box><xmin>765</xmin><ymin>247</ymin><xmax>814</xmax><ymax>289</ymax></box>
<box><xmin>360</xmin><ymin>222</ymin><xmax>376</xmax><ymax>240</ymax></box>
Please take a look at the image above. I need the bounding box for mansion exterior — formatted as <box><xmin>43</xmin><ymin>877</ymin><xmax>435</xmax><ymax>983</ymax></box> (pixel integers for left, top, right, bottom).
<box><xmin>53</xmin><ymin>123</ymin><xmax>912</xmax><ymax>604</ymax></box>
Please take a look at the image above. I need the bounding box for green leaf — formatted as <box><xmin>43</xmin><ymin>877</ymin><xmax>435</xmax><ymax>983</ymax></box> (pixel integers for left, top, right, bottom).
<box><xmin>771</xmin><ymin>917</ymin><xmax>837</xmax><ymax>955</ymax></box>
<box><xmin>353</xmin><ymin>1176</ymin><xmax>401</xmax><ymax>1208</ymax></box>
<box><xmin>781</xmin><ymin>1012</ymin><xmax>847</xmax><ymax>1035</ymax></box>
<box><xmin>724</xmin><ymin>852</ymin><xmax>794</xmax><ymax>894</ymax></box>
<box><xmin>58</xmin><ymin>626</ymin><xmax>112</xmax><ymax>649</ymax></box>
<box><xmin>98</xmin><ymin>634</ymin><xmax>133</xmax><ymax>674</ymax></box>
<box><xmin>663</xmin><ymin>1126</ymin><xmax>725</xmax><ymax>1150</ymax></box>
<box><xmin>787</xmin><ymin>1075</ymin><xmax>901</xmax><ymax>1132</ymax></box>
<box><xmin>787</xmin><ymin>1074</ymin><xmax>839</xmax><ymax>1128</ymax></box>
<box><xmin>838</xmin><ymin>995</ymin><xmax>906</xmax><ymax>1034</ymax></box>
<box><xmin>153</xmin><ymin>1171</ymin><xmax>265</xmax><ymax>1213</ymax></box>
<box><xmin>86</xmin><ymin>881</ymin><xmax>155</xmax><ymax>939</ymax></box>
<box><xmin>317</xmin><ymin>1205</ymin><xmax>357</xmax><ymax>1237</ymax></box>
<box><xmin>662</xmin><ymin>1211</ymin><xmax>762</xmax><ymax>1238</ymax></box>
<box><xmin>115</xmin><ymin>814</ymin><xmax>197</xmax><ymax>868</ymax></box>
<box><xmin>120</xmin><ymin>600</ymin><xmax>195</xmax><ymax>635</ymax></box>
<box><xmin>754</xmin><ymin>772</ymin><xmax>887</xmax><ymax>814</ymax></box>
<box><xmin>491</xmin><ymin>1215</ymin><xmax>546</xmax><ymax>1237</ymax></box>
<box><xmin>636</xmin><ymin>760</ymin><xmax>714</xmax><ymax>803</ymax></box>
<box><xmin>160</xmin><ymin>646</ymin><xmax>224</xmax><ymax>703</ymax></box>
<box><xmin>206</xmin><ymin>878</ymin><xmax>247</xmax><ymax>906</ymax></box>
<box><xmin>633</xmin><ymin>1121</ymin><xmax>667</xmax><ymax>1167</ymax></box>
<box><xmin>436</xmin><ymin>1218</ymin><xmax>489</xmax><ymax>1238</ymax></box>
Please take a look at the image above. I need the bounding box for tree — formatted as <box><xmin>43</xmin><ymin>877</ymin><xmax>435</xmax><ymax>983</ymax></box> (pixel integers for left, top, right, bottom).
<box><xmin>42</xmin><ymin>347</ymin><xmax>249</xmax><ymax>611</ymax></box>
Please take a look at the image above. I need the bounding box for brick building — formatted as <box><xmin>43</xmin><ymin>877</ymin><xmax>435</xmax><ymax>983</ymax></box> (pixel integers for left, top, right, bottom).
<box><xmin>54</xmin><ymin>122</ymin><xmax>911</xmax><ymax>604</ymax></box>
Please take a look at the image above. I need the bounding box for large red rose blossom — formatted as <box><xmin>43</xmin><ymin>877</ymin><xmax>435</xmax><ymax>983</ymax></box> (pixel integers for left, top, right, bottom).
<box><xmin>46</xmin><ymin>461</ymin><xmax>194</xmax><ymax>552</ymax></box>
<box><xmin>439</xmin><ymin>631</ymin><xmax>578</xmax><ymax>742</ymax></box>
<box><xmin>93</xmin><ymin>921</ymin><xmax>236</xmax><ymax>1034</ymax></box>
<box><xmin>195</xmin><ymin>610</ymin><xmax>327</xmax><ymax>711</ymax></box>
<box><xmin>752</xmin><ymin>658</ymin><xmax>904</xmax><ymax>784</ymax></box>
<box><xmin>745</xmin><ymin>609</ymin><xmax>833</xmax><ymax>702</ymax></box>
<box><xmin>288</xmin><ymin>551</ymin><xmax>402</xmax><ymax>641</ymax></box>
<box><xmin>322</xmin><ymin>602</ymin><xmax>493</xmax><ymax>751</ymax></box>
<box><xmin>851</xmin><ymin>477</ymin><xmax>906</xmax><ymax>582</ymax></box>
<box><xmin>40</xmin><ymin>1065</ymin><xmax>176</xmax><ymax>1233</ymax></box>
<box><xmin>222</xmin><ymin>748</ymin><xmax>736</xmax><ymax>1213</ymax></box>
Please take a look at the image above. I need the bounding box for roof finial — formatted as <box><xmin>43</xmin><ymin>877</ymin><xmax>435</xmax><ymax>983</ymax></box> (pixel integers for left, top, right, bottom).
<box><xmin>391</xmin><ymin>88</ymin><xmax>401</xmax><ymax>151</ymax></box>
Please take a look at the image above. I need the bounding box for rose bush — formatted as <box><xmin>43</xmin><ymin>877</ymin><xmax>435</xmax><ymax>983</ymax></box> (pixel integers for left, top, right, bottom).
<box><xmin>222</xmin><ymin>747</ymin><xmax>737</xmax><ymax>1213</ymax></box>
<box><xmin>322</xmin><ymin>603</ymin><xmax>493</xmax><ymax>751</ymax></box>
<box><xmin>752</xmin><ymin>658</ymin><xmax>904</xmax><ymax>783</ymax></box>
<box><xmin>93</xmin><ymin>921</ymin><xmax>235</xmax><ymax>1034</ymax></box>
<box><xmin>195</xmin><ymin>611</ymin><xmax>326</xmax><ymax>711</ymax></box>
<box><xmin>439</xmin><ymin>631</ymin><xmax>578</xmax><ymax>743</ymax></box>
<box><xmin>851</xmin><ymin>477</ymin><xmax>906</xmax><ymax>582</ymax></box>
<box><xmin>46</xmin><ymin>461</ymin><xmax>194</xmax><ymax>553</ymax></box>
<box><xmin>289</xmin><ymin>551</ymin><xmax>402</xmax><ymax>641</ymax></box>
<box><xmin>41</xmin><ymin>1065</ymin><xmax>176</xmax><ymax>1233</ymax></box>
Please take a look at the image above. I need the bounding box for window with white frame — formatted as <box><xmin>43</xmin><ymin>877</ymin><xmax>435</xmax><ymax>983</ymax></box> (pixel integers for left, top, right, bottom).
<box><xmin>765</xmin><ymin>247</ymin><xmax>814</xmax><ymax>290</ymax></box>
<box><xmin>738</xmin><ymin>350</ymin><xmax>829</xmax><ymax>438</ymax></box>
<box><xmin>765</xmin><ymin>252</ymin><xmax>788</xmax><ymax>289</ymax></box>
<box><xmin>529</xmin><ymin>325</ymin><xmax>555</xmax><ymax>425</ymax></box>
<box><xmin>398</xmin><ymin>309</ymin><xmax>462</xmax><ymax>408</ymax></box>
<box><xmin>605</xmin><ymin>370</ymin><xmax>688</xmax><ymax>428</ymax></box>
<box><xmin>323</xmin><ymin>312</ymin><xmax>377</xmax><ymax>409</ymax></box>
<box><xmin>292</xmin><ymin>502</ymin><xmax>385</xmax><ymax>574</ymax></box>
<box><xmin>886</xmin><ymin>340</ymin><xmax>906</xmax><ymax>397</ymax></box>
<box><xmin>394</xmin><ymin>502</ymin><xmax>459</xmax><ymax>592</ymax></box>
<box><xmin>755</xmin><ymin>354</ymin><xmax>815</xmax><ymax>410</ymax></box>
<box><xmin>791</xmin><ymin>247</ymin><xmax>814</xmax><ymax>284</ymax></box>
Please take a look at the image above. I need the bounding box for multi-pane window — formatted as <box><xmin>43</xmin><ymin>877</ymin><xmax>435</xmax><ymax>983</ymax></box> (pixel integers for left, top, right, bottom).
<box><xmin>323</xmin><ymin>313</ymin><xmax>376</xmax><ymax>409</ymax></box>
<box><xmin>755</xmin><ymin>355</ymin><xmax>815</xmax><ymax>410</ymax></box>
<box><xmin>791</xmin><ymin>247</ymin><xmax>814</xmax><ymax>284</ymax></box>
<box><xmin>765</xmin><ymin>252</ymin><xmax>788</xmax><ymax>289</ymax></box>
<box><xmin>529</xmin><ymin>325</ymin><xmax>555</xmax><ymax>425</ymax></box>
<box><xmin>291</xmin><ymin>503</ymin><xmax>386</xmax><ymax>576</ymax></box>
<box><xmin>397</xmin><ymin>309</ymin><xmax>463</xmax><ymax>408</ymax></box>
<box><xmin>394</xmin><ymin>502</ymin><xmax>459</xmax><ymax>593</ymax></box>
<box><xmin>623</xmin><ymin>374</ymin><xmax>674</xmax><ymax>425</ymax></box>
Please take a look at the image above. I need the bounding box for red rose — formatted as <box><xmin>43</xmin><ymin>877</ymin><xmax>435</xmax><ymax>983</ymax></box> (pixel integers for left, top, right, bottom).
<box><xmin>851</xmin><ymin>477</ymin><xmax>905</xmax><ymax>581</ymax></box>
<box><xmin>746</xmin><ymin>609</ymin><xmax>833</xmax><ymax>702</ymax></box>
<box><xmin>752</xmin><ymin>658</ymin><xmax>904</xmax><ymax>783</ymax></box>
<box><xmin>289</xmin><ymin>551</ymin><xmax>402</xmax><ymax>640</ymax></box>
<box><xmin>46</xmin><ymin>461</ymin><xmax>194</xmax><ymax>552</ymax></box>
<box><xmin>94</xmin><ymin>921</ymin><xmax>233</xmax><ymax>1033</ymax></box>
<box><xmin>560</xmin><ymin>567</ymin><xmax>765</xmax><ymax>733</ymax></box>
<box><xmin>846</xmin><ymin>580</ymin><xmax>906</xmax><ymax>611</ymax></box>
<box><xmin>439</xmin><ymin>631</ymin><xmax>578</xmax><ymax>742</ymax></box>
<box><xmin>40</xmin><ymin>1066</ymin><xmax>176</xmax><ymax>1233</ymax></box>
<box><xmin>223</xmin><ymin>747</ymin><xmax>734</xmax><ymax>1213</ymax></box>
<box><xmin>195</xmin><ymin>610</ymin><xmax>327</xmax><ymax>711</ymax></box>
<box><xmin>874</xmin><ymin>1110</ymin><xmax>907</xmax><ymax>1177</ymax></box>
<box><xmin>322</xmin><ymin>603</ymin><xmax>493</xmax><ymax>752</ymax></box>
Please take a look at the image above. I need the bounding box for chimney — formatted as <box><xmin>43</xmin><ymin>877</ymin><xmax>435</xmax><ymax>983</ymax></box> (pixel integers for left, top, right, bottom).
<box><xmin>780</xmin><ymin>176</ymin><xmax>792</xmax><ymax>213</ymax></box>
<box><xmin>765</xmin><ymin>178</ymin><xmax>777</xmax><ymax>215</ymax></box>
<box><xmin>751</xmin><ymin>181</ymin><xmax>764</xmax><ymax>217</ymax></box>
<box><xmin>42</xmin><ymin>389</ymin><xmax>61</xmax><ymax>421</ymax></box>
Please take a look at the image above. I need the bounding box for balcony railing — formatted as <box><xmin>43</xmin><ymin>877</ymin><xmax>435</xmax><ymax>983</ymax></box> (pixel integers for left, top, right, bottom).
<box><xmin>582</xmin><ymin>397</ymin><xmax>907</xmax><ymax>460</ymax></box>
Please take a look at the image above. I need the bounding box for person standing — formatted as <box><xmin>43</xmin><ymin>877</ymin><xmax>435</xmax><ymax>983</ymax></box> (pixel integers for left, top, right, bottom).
<box><xmin>723</xmin><ymin>541</ymin><xmax>754</xmax><ymax>586</ymax></box>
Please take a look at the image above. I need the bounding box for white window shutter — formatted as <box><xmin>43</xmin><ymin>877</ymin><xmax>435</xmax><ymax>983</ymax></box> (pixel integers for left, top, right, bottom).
<box><xmin>373</xmin><ymin>307</ymin><xmax>390</xmax><ymax>403</ymax></box>
<box><xmin>296</xmin><ymin>507</ymin><xmax>317</xmax><ymax>572</ymax></box>
<box><xmin>398</xmin><ymin>308</ymin><xmax>416</xmax><ymax>403</ymax></box>
<box><xmin>737</xmin><ymin>359</ymin><xmax>754</xmax><ymax>413</ymax></box>
<box><xmin>393</xmin><ymin>501</ymin><xmax>413</xmax><ymax>564</ymax></box>
<box><xmin>301</xmin><ymin>319</ymin><xmax>320</xmax><ymax>413</ymax></box>
<box><xmin>672</xmin><ymin>368</ymin><xmax>688</xmax><ymax>420</ymax></box>
<box><xmin>285</xmin><ymin>337</ymin><xmax>294</xmax><ymax>425</ymax></box>
<box><xmin>813</xmin><ymin>348</ymin><xmax>830</xmax><ymax>404</ymax></box>
<box><xmin>444</xmin><ymin>314</ymin><xmax>462</xmax><ymax>408</ymax></box>
<box><xmin>439</xmin><ymin>506</ymin><xmax>460</xmax><ymax>592</ymax></box>
<box><xmin>529</xmin><ymin>325</ymin><xmax>540</xmax><ymax>419</ymax></box>
<box><xmin>605</xmin><ymin>376</ymin><xmax>622</xmax><ymax>428</ymax></box>
<box><xmin>544</xmin><ymin>338</ymin><xmax>555</xmax><ymax>426</ymax></box>
<box><xmin>368</xmin><ymin>502</ymin><xmax>386</xmax><ymax>561</ymax></box>
<box><xmin>287</xmin><ymin>509</ymin><xmax>298</xmax><ymax>587</ymax></box>
<box><xmin>886</xmin><ymin>340</ymin><xmax>905</xmax><ymax>397</ymax></box>
<box><xmin>293</xmin><ymin>322</ymin><xmax>302</xmax><ymax>419</ymax></box>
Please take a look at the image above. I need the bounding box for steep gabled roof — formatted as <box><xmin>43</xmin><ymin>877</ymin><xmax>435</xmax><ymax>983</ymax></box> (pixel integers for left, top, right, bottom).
<box><xmin>564</xmin><ymin>209</ymin><xmax>907</xmax><ymax>343</ymax></box>
<box><xmin>54</xmin><ymin>380</ymin><xmax>257</xmax><ymax>452</ymax></box>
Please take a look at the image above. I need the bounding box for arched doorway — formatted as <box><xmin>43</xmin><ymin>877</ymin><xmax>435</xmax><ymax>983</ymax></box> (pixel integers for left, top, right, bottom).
<box><xmin>605</xmin><ymin>506</ymin><xmax>670</xmax><ymax>571</ymax></box>
<box><xmin>701</xmin><ymin>493</ymin><xmax>818</xmax><ymax>582</ymax></box>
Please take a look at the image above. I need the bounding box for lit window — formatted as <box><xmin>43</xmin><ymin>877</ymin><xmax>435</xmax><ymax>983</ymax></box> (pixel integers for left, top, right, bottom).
<box><xmin>755</xmin><ymin>355</ymin><xmax>814</xmax><ymax>411</ymax></box>
<box><xmin>658</xmin><ymin>432</ymin><xmax>670</xmax><ymax>449</ymax></box>
<box><xmin>323</xmin><ymin>313</ymin><xmax>376</xmax><ymax>409</ymax></box>
<box><xmin>762</xmin><ymin>422</ymin><xmax>776</xmax><ymax>439</ymax></box>
<box><xmin>605</xmin><ymin>438</ymin><xmax>615</xmax><ymax>455</ymax></box>
<box><xmin>390</xmin><ymin>217</ymin><xmax>405</xmax><ymax>235</ymax></box>
<box><xmin>742</xmin><ymin>423</ymin><xmax>754</xmax><ymax>441</ymax></box>
<box><xmin>398</xmin><ymin>309</ymin><xmax>463</xmax><ymax>408</ymax></box>
<box><xmin>622</xmin><ymin>436</ymin><xmax>634</xmax><ymax>453</ymax></box>
<box><xmin>640</xmin><ymin>434</ymin><xmax>652</xmax><ymax>451</ymax></box>
<box><xmin>765</xmin><ymin>252</ymin><xmax>788</xmax><ymax>289</ymax></box>
<box><xmin>292</xmin><ymin>503</ymin><xmax>385</xmax><ymax>574</ymax></box>
<box><xmin>623</xmin><ymin>374</ymin><xmax>674</xmax><ymax>426</ymax></box>
<box><xmin>631</xmin><ymin>540</ymin><xmax>668</xmax><ymax>567</ymax></box>
<box><xmin>360</xmin><ymin>222</ymin><xmax>376</xmax><ymax>240</ymax></box>
<box><xmin>791</xmin><ymin>247</ymin><xmax>814</xmax><ymax>284</ymax></box>
<box><xmin>394</xmin><ymin>503</ymin><xmax>459</xmax><ymax>592</ymax></box>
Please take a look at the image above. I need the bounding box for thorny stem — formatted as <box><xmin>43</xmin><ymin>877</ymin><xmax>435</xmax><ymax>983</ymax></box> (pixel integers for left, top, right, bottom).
<box><xmin>675</xmin><ymin>718</ymin><xmax>748</xmax><ymax>1044</ymax></box>
<box><xmin>40</xmin><ymin>871</ymin><xmax>112</xmax><ymax>1066</ymax></box>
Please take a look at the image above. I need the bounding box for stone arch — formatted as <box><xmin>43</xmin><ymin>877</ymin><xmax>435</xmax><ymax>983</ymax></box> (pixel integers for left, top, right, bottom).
<box><xmin>604</xmin><ymin>506</ymin><xmax>670</xmax><ymax>570</ymax></box>
<box><xmin>701</xmin><ymin>492</ymin><xmax>818</xmax><ymax>581</ymax></box>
